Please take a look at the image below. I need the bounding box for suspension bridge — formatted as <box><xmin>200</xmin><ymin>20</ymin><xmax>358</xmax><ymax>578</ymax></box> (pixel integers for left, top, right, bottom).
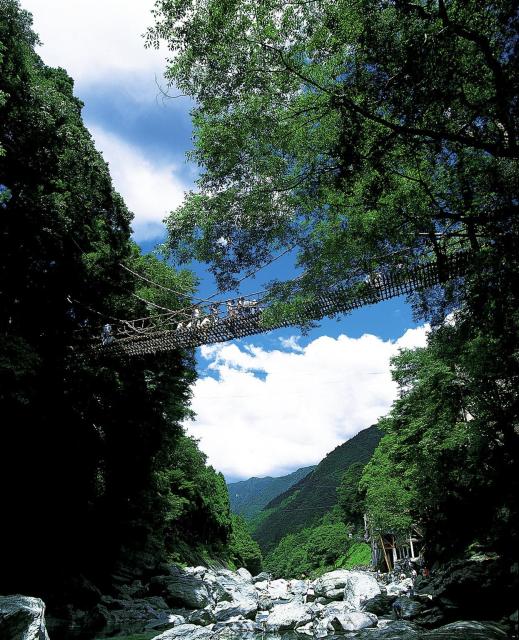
<box><xmin>95</xmin><ymin>250</ymin><xmax>470</xmax><ymax>357</ymax></box>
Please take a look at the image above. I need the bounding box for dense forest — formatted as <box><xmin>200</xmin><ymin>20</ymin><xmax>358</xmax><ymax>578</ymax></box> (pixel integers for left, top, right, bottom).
<box><xmin>227</xmin><ymin>465</ymin><xmax>315</xmax><ymax>521</ymax></box>
<box><xmin>149</xmin><ymin>0</ymin><xmax>519</xmax><ymax>600</ymax></box>
<box><xmin>252</xmin><ymin>426</ymin><xmax>381</xmax><ymax>552</ymax></box>
<box><xmin>1</xmin><ymin>0</ymin><xmax>518</xmax><ymax>635</ymax></box>
<box><xmin>0</xmin><ymin>0</ymin><xmax>259</xmax><ymax>619</ymax></box>
<box><xmin>238</xmin><ymin>427</ymin><xmax>378</xmax><ymax>578</ymax></box>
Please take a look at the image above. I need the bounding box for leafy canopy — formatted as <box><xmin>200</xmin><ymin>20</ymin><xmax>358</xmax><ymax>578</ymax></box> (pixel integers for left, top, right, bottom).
<box><xmin>148</xmin><ymin>0</ymin><xmax>518</xmax><ymax>321</ymax></box>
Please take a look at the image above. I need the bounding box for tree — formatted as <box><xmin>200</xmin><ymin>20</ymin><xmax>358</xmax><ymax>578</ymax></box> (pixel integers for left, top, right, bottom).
<box><xmin>148</xmin><ymin>0</ymin><xmax>518</xmax><ymax>322</ymax></box>
<box><xmin>228</xmin><ymin>515</ymin><xmax>263</xmax><ymax>575</ymax></box>
<box><xmin>0</xmin><ymin>1</ymin><xmax>233</xmax><ymax>611</ymax></box>
<box><xmin>337</xmin><ymin>461</ymin><xmax>366</xmax><ymax>530</ymax></box>
<box><xmin>361</xmin><ymin>302</ymin><xmax>519</xmax><ymax>561</ymax></box>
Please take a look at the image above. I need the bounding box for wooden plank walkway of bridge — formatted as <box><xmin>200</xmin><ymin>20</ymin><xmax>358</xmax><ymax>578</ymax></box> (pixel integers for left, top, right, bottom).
<box><xmin>96</xmin><ymin>251</ymin><xmax>469</xmax><ymax>357</ymax></box>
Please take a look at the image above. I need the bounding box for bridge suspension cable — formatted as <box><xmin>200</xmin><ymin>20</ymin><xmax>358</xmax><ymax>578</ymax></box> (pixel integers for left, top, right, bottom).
<box><xmin>94</xmin><ymin>249</ymin><xmax>471</xmax><ymax>358</ymax></box>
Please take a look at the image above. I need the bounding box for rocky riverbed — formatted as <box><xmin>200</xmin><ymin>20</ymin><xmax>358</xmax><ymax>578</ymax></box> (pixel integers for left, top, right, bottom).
<box><xmin>2</xmin><ymin>563</ymin><xmax>515</xmax><ymax>639</ymax></box>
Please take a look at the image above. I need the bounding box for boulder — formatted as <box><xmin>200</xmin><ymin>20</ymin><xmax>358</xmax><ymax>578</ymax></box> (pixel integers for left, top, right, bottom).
<box><xmin>257</xmin><ymin>594</ymin><xmax>273</xmax><ymax>611</ymax></box>
<box><xmin>93</xmin><ymin>595</ymin><xmax>177</xmax><ymax>635</ymax></box>
<box><xmin>323</xmin><ymin>602</ymin><xmax>377</xmax><ymax>631</ymax></box>
<box><xmin>392</xmin><ymin>596</ymin><xmax>425</xmax><ymax>620</ymax></box>
<box><xmin>362</xmin><ymin>593</ymin><xmax>396</xmax><ymax>616</ymax></box>
<box><xmin>182</xmin><ymin>567</ymin><xmax>208</xmax><ymax>577</ymax></box>
<box><xmin>210</xmin><ymin>569</ymin><xmax>258</xmax><ymax>616</ymax></box>
<box><xmin>152</xmin><ymin>622</ymin><xmax>214</xmax><ymax>640</ymax></box>
<box><xmin>255</xmin><ymin>611</ymin><xmax>269</xmax><ymax>624</ymax></box>
<box><xmin>329</xmin><ymin>610</ymin><xmax>378</xmax><ymax>631</ymax></box>
<box><xmin>386</xmin><ymin>578</ymin><xmax>413</xmax><ymax>597</ymax></box>
<box><xmin>351</xmin><ymin>619</ymin><xmax>508</xmax><ymax>640</ymax></box>
<box><xmin>252</xmin><ymin>572</ymin><xmax>270</xmax><ymax>584</ymax></box>
<box><xmin>425</xmin><ymin>620</ymin><xmax>508</xmax><ymax>639</ymax></box>
<box><xmin>187</xmin><ymin>608</ymin><xmax>215</xmax><ymax>625</ymax></box>
<box><xmin>343</xmin><ymin>571</ymin><xmax>381</xmax><ymax>610</ymax></box>
<box><xmin>236</xmin><ymin>568</ymin><xmax>253</xmax><ymax>582</ymax></box>
<box><xmin>305</xmin><ymin>587</ymin><xmax>316</xmax><ymax>603</ymax></box>
<box><xmin>288</xmin><ymin>579</ymin><xmax>309</xmax><ymax>601</ymax></box>
<box><xmin>294</xmin><ymin>621</ymin><xmax>314</xmax><ymax>635</ymax></box>
<box><xmin>212</xmin><ymin>618</ymin><xmax>256</xmax><ymax>633</ymax></box>
<box><xmin>414</xmin><ymin>557</ymin><xmax>518</xmax><ymax>623</ymax></box>
<box><xmin>264</xmin><ymin>602</ymin><xmax>313</xmax><ymax>631</ymax></box>
<box><xmin>266</xmin><ymin>578</ymin><xmax>291</xmax><ymax>601</ymax></box>
<box><xmin>0</xmin><ymin>596</ymin><xmax>50</xmax><ymax>640</ymax></box>
<box><xmin>152</xmin><ymin>568</ymin><xmax>213</xmax><ymax>609</ymax></box>
<box><xmin>354</xmin><ymin>619</ymin><xmax>421</xmax><ymax>639</ymax></box>
<box><xmin>313</xmin><ymin>569</ymin><xmax>351</xmax><ymax>600</ymax></box>
<box><xmin>213</xmin><ymin>600</ymin><xmax>256</xmax><ymax>622</ymax></box>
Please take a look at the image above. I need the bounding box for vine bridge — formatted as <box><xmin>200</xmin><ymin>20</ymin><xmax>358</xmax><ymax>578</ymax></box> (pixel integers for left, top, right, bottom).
<box><xmin>96</xmin><ymin>251</ymin><xmax>470</xmax><ymax>357</ymax></box>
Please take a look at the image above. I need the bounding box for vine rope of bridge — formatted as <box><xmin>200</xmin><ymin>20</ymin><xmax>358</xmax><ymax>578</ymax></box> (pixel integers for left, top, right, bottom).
<box><xmin>95</xmin><ymin>250</ymin><xmax>470</xmax><ymax>358</ymax></box>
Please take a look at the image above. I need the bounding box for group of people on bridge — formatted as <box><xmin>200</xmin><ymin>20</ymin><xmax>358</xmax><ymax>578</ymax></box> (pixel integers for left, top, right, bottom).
<box><xmin>99</xmin><ymin>297</ymin><xmax>262</xmax><ymax>345</ymax></box>
<box><xmin>175</xmin><ymin>297</ymin><xmax>261</xmax><ymax>332</ymax></box>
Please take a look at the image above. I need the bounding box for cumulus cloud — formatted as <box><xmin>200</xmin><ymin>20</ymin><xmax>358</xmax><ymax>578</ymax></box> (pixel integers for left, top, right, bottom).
<box><xmin>279</xmin><ymin>335</ymin><xmax>304</xmax><ymax>352</ymax></box>
<box><xmin>22</xmin><ymin>0</ymin><xmax>166</xmax><ymax>92</ymax></box>
<box><xmin>188</xmin><ymin>326</ymin><xmax>429</xmax><ymax>480</ymax></box>
<box><xmin>89</xmin><ymin>125</ymin><xmax>188</xmax><ymax>240</ymax></box>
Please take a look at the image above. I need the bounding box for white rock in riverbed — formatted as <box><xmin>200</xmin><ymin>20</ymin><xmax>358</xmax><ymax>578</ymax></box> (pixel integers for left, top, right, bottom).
<box><xmin>264</xmin><ymin>601</ymin><xmax>314</xmax><ymax>631</ymax></box>
<box><xmin>313</xmin><ymin>569</ymin><xmax>352</xmax><ymax>600</ymax></box>
<box><xmin>152</xmin><ymin>622</ymin><xmax>214</xmax><ymax>640</ymax></box>
<box><xmin>343</xmin><ymin>570</ymin><xmax>381</xmax><ymax>610</ymax></box>
<box><xmin>236</xmin><ymin>568</ymin><xmax>253</xmax><ymax>582</ymax></box>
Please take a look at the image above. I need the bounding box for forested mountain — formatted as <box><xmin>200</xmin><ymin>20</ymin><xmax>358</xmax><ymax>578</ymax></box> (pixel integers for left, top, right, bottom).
<box><xmin>0</xmin><ymin>1</ymin><xmax>257</xmax><ymax>623</ymax></box>
<box><xmin>252</xmin><ymin>426</ymin><xmax>382</xmax><ymax>552</ymax></box>
<box><xmin>227</xmin><ymin>466</ymin><xmax>315</xmax><ymax>521</ymax></box>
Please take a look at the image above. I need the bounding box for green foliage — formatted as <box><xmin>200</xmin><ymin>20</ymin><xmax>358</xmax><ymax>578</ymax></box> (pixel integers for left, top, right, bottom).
<box><xmin>227</xmin><ymin>466</ymin><xmax>315</xmax><ymax>522</ymax></box>
<box><xmin>227</xmin><ymin>515</ymin><xmax>263</xmax><ymax>575</ymax></box>
<box><xmin>336</xmin><ymin>542</ymin><xmax>372</xmax><ymax>570</ymax></box>
<box><xmin>264</xmin><ymin>518</ymin><xmax>353</xmax><ymax>578</ymax></box>
<box><xmin>336</xmin><ymin>461</ymin><xmax>365</xmax><ymax>530</ymax></box>
<box><xmin>362</xmin><ymin>243</ymin><xmax>519</xmax><ymax>560</ymax></box>
<box><xmin>253</xmin><ymin>426</ymin><xmax>381</xmax><ymax>551</ymax></box>
<box><xmin>0</xmin><ymin>0</ymin><xmax>233</xmax><ymax>608</ymax></box>
<box><xmin>149</xmin><ymin>0</ymin><xmax>518</xmax><ymax>325</ymax></box>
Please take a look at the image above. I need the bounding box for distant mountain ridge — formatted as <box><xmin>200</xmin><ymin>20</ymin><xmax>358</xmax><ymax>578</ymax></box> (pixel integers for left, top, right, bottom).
<box><xmin>252</xmin><ymin>425</ymin><xmax>382</xmax><ymax>552</ymax></box>
<box><xmin>227</xmin><ymin>466</ymin><xmax>316</xmax><ymax>521</ymax></box>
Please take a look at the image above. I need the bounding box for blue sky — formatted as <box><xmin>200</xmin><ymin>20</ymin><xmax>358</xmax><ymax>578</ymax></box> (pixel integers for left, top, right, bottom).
<box><xmin>23</xmin><ymin>0</ymin><xmax>425</xmax><ymax>481</ymax></box>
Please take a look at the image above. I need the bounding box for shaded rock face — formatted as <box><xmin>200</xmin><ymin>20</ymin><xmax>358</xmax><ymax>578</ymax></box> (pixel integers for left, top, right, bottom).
<box><xmin>92</xmin><ymin>595</ymin><xmax>182</xmax><ymax>636</ymax></box>
<box><xmin>353</xmin><ymin>619</ymin><xmax>421</xmax><ymax>639</ymax></box>
<box><xmin>392</xmin><ymin>596</ymin><xmax>425</xmax><ymax>620</ymax></box>
<box><xmin>424</xmin><ymin>620</ymin><xmax>509</xmax><ymax>639</ymax></box>
<box><xmin>362</xmin><ymin>593</ymin><xmax>396</xmax><ymax>616</ymax></box>
<box><xmin>352</xmin><ymin>619</ymin><xmax>508</xmax><ymax>640</ymax></box>
<box><xmin>152</xmin><ymin>567</ymin><xmax>213</xmax><ymax>609</ymax></box>
<box><xmin>0</xmin><ymin>596</ymin><xmax>50</xmax><ymax>640</ymax></box>
<box><xmin>416</xmin><ymin>557</ymin><xmax>518</xmax><ymax>624</ymax></box>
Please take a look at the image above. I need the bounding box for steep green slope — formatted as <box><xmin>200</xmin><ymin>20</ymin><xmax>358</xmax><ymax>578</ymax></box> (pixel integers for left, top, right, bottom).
<box><xmin>227</xmin><ymin>466</ymin><xmax>315</xmax><ymax>521</ymax></box>
<box><xmin>252</xmin><ymin>426</ymin><xmax>382</xmax><ymax>552</ymax></box>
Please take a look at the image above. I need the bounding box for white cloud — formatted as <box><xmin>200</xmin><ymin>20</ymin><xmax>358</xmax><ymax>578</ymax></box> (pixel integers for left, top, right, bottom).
<box><xmin>89</xmin><ymin>125</ymin><xmax>188</xmax><ymax>240</ymax></box>
<box><xmin>22</xmin><ymin>0</ymin><xmax>166</xmax><ymax>92</ymax></box>
<box><xmin>189</xmin><ymin>326</ymin><xmax>429</xmax><ymax>480</ymax></box>
<box><xmin>279</xmin><ymin>335</ymin><xmax>304</xmax><ymax>352</ymax></box>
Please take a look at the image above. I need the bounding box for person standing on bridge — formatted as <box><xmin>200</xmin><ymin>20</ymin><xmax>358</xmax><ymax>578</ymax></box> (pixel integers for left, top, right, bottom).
<box><xmin>101</xmin><ymin>323</ymin><xmax>113</xmax><ymax>345</ymax></box>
